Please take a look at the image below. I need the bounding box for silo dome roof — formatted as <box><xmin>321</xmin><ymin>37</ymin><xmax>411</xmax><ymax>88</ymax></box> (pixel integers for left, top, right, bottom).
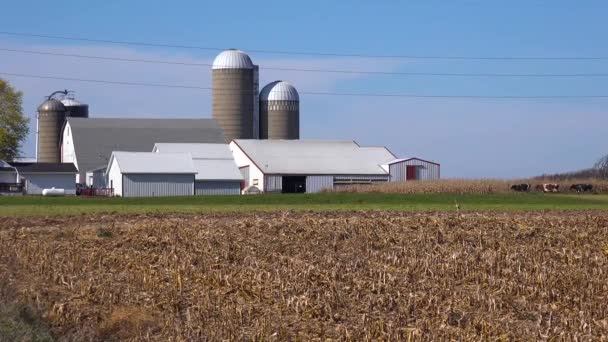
<box><xmin>212</xmin><ymin>49</ymin><xmax>254</xmax><ymax>70</ymax></box>
<box><xmin>260</xmin><ymin>81</ymin><xmax>300</xmax><ymax>101</ymax></box>
<box><xmin>60</xmin><ymin>98</ymin><xmax>83</xmax><ymax>106</ymax></box>
<box><xmin>37</xmin><ymin>99</ymin><xmax>66</xmax><ymax>112</ymax></box>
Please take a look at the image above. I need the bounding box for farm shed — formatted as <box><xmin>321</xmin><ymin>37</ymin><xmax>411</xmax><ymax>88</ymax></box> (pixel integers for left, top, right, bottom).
<box><xmin>61</xmin><ymin>118</ymin><xmax>225</xmax><ymax>183</ymax></box>
<box><xmin>229</xmin><ymin>140</ymin><xmax>396</xmax><ymax>193</ymax></box>
<box><xmin>85</xmin><ymin>165</ymin><xmax>107</xmax><ymax>188</ymax></box>
<box><xmin>387</xmin><ymin>158</ymin><xmax>440</xmax><ymax>182</ymax></box>
<box><xmin>11</xmin><ymin>162</ymin><xmax>77</xmax><ymax>195</ymax></box>
<box><xmin>106</xmin><ymin>152</ymin><xmax>196</xmax><ymax>198</ymax></box>
<box><xmin>153</xmin><ymin>143</ymin><xmax>243</xmax><ymax>195</ymax></box>
<box><xmin>0</xmin><ymin>160</ymin><xmax>17</xmax><ymax>183</ymax></box>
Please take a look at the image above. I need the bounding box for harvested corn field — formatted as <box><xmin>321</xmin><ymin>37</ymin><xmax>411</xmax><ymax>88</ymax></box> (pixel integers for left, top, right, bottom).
<box><xmin>1</xmin><ymin>212</ymin><xmax>608</xmax><ymax>340</ymax></box>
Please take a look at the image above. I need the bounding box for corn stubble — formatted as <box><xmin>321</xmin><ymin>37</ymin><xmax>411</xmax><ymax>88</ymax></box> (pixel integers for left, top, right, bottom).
<box><xmin>1</xmin><ymin>212</ymin><xmax>607</xmax><ymax>340</ymax></box>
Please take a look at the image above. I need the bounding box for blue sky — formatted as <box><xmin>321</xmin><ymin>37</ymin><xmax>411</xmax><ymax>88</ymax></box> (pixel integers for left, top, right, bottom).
<box><xmin>1</xmin><ymin>0</ymin><xmax>607</xmax><ymax>178</ymax></box>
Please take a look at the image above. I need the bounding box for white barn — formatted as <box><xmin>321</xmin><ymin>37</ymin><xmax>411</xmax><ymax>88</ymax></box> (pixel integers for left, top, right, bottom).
<box><xmin>153</xmin><ymin>143</ymin><xmax>243</xmax><ymax>195</ymax></box>
<box><xmin>229</xmin><ymin>140</ymin><xmax>396</xmax><ymax>193</ymax></box>
<box><xmin>106</xmin><ymin>152</ymin><xmax>196</xmax><ymax>197</ymax></box>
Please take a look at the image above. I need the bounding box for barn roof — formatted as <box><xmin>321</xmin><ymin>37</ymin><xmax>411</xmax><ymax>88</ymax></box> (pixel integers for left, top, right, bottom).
<box><xmin>232</xmin><ymin>140</ymin><xmax>396</xmax><ymax>175</ymax></box>
<box><xmin>387</xmin><ymin>158</ymin><xmax>440</xmax><ymax>166</ymax></box>
<box><xmin>11</xmin><ymin>162</ymin><xmax>78</xmax><ymax>174</ymax></box>
<box><xmin>153</xmin><ymin>143</ymin><xmax>242</xmax><ymax>181</ymax></box>
<box><xmin>109</xmin><ymin>152</ymin><xmax>196</xmax><ymax>174</ymax></box>
<box><xmin>66</xmin><ymin>118</ymin><xmax>225</xmax><ymax>179</ymax></box>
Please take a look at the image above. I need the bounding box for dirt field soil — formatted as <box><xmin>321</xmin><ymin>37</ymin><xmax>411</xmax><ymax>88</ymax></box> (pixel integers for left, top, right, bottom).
<box><xmin>1</xmin><ymin>211</ymin><xmax>608</xmax><ymax>340</ymax></box>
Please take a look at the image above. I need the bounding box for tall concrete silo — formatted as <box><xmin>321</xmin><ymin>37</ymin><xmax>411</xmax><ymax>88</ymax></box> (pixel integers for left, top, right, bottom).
<box><xmin>36</xmin><ymin>98</ymin><xmax>66</xmax><ymax>162</ymax></box>
<box><xmin>259</xmin><ymin>81</ymin><xmax>300</xmax><ymax>140</ymax></box>
<box><xmin>212</xmin><ymin>49</ymin><xmax>257</xmax><ymax>143</ymax></box>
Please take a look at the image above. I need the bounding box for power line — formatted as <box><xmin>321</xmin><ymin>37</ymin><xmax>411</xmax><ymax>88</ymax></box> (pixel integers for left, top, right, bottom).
<box><xmin>2</xmin><ymin>47</ymin><xmax>608</xmax><ymax>78</ymax></box>
<box><xmin>1</xmin><ymin>31</ymin><xmax>607</xmax><ymax>61</ymax></box>
<box><xmin>2</xmin><ymin>71</ymin><xmax>607</xmax><ymax>99</ymax></box>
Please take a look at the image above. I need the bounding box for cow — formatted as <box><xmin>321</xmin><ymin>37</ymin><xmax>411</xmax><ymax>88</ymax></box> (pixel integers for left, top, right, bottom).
<box><xmin>570</xmin><ymin>184</ymin><xmax>593</xmax><ymax>193</ymax></box>
<box><xmin>510</xmin><ymin>184</ymin><xmax>531</xmax><ymax>192</ymax></box>
<box><xmin>537</xmin><ymin>183</ymin><xmax>559</xmax><ymax>193</ymax></box>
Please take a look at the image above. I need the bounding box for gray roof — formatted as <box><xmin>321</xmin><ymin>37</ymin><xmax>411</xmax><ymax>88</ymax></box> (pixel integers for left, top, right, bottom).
<box><xmin>11</xmin><ymin>162</ymin><xmax>77</xmax><ymax>174</ymax></box>
<box><xmin>66</xmin><ymin>118</ymin><xmax>225</xmax><ymax>179</ymax></box>
<box><xmin>154</xmin><ymin>143</ymin><xmax>243</xmax><ymax>181</ymax></box>
<box><xmin>153</xmin><ymin>143</ymin><xmax>233</xmax><ymax>159</ymax></box>
<box><xmin>110</xmin><ymin>152</ymin><xmax>196</xmax><ymax>174</ymax></box>
<box><xmin>232</xmin><ymin>140</ymin><xmax>396</xmax><ymax>175</ymax></box>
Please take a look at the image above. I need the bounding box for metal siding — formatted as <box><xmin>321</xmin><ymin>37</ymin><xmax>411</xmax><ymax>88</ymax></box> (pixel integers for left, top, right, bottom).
<box><xmin>389</xmin><ymin>160</ymin><xmax>440</xmax><ymax>182</ymax></box>
<box><xmin>264</xmin><ymin>175</ymin><xmax>282</xmax><ymax>193</ymax></box>
<box><xmin>24</xmin><ymin>174</ymin><xmax>76</xmax><ymax>195</ymax></box>
<box><xmin>0</xmin><ymin>172</ymin><xmax>17</xmax><ymax>183</ymax></box>
<box><xmin>306</xmin><ymin>176</ymin><xmax>333</xmax><ymax>193</ymax></box>
<box><xmin>195</xmin><ymin>181</ymin><xmax>241</xmax><ymax>195</ymax></box>
<box><xmin>123</xmin><ymin>174</ymin><xmax>194</xmax><ymax>197</ymax></box>
<box><xmin>90</xmin><ymin>169</ymin><xmax>107</xmax><ymax>188</ymax></box>
<box><xmin>334</xmin><ymin>175</ymin><xmax>390</xmax><ymax>181</ymax></box>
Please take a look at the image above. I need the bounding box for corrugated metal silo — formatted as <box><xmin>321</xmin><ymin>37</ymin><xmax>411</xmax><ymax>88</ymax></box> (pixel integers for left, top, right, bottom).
<box><xmin>259</xmin><ymin>81</ymin><xmax>300</xmax><ymax>140</ymax></box>
<box><xmin>61</xmin><ymin>97</ymin><xmax>89</xmax><ymax>118</ymax></box>
<box><xmin>212</xmin><ymin>49</ymin><xmax>256</xmax><ymax>143</ymax></box>
<box><xmin>36</xmin><ymin>99</ymin><xmax>66</xmax><ymax>163</ymax></box>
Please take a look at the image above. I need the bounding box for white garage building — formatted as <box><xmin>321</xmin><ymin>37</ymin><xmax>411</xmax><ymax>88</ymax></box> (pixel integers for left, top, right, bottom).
<box><xmin>106</xmin><ymin>152</ymin><xmax>196</xmax><ymax>197</ymax></box>
<box><xmin>11</xmin><ymin>162</ymin><xmax>78</xmax><ymax>195</ymax></box>
<box><xmin>229</xmin><ymin>140</ymin><xmax>396</xmax><ymax>193</ymax></box>
<box><xmin>153</xmin><ymin>143</ymin><xmax>243</xmax><ymax>195</ymax></box>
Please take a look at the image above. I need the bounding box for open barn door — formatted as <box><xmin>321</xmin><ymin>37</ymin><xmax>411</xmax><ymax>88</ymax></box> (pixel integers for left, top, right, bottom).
<box><xmin>406</xmin><ymin>166</ymin><xmax>417</xmax><ymax>181</ymax></box>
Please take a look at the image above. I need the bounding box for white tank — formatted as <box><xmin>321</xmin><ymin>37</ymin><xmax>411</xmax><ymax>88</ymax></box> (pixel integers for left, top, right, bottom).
<box><xmin>42</xmin><ymin>188</ymin><xmax>65</xmax><ymax>196</ymax></box>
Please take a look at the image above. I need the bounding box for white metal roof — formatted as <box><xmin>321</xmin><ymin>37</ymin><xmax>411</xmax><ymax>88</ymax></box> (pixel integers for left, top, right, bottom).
<box><xmin>153</xmin><ymin>143</ymin><xmax>243</xmax><ymax>181</ymax></box>
<box><xmin>260</xmin><ymin>81</ymin><xmax>299</xmax><ymax>101</ymax></box>
<box><xmin>110</xmin><ymin>152</ymin><xmax>196</xmax><ymax>174</ymax></box>
<box><xmin>386</xmin><ymin>158</ymin><xmax>440</xmax><ymax>166</ymax></box>
<box><xmin>232</xmin><ymin>140</ymin><xmax>396</xmax><ymax>175</ymax></box>
<box><xmin>153</xmin><ymin>143</ymin><xmax>233</xmax><ymax>159</ymax></box>
<box><xmin>212</xmin><ymin>49</ymin><xmax>254</xmax><ymax>70</ymax></box>
<box><xmin>192</xmin><ymin>159</ymin><xmax>243</xmax><ymax>181</ymax></box>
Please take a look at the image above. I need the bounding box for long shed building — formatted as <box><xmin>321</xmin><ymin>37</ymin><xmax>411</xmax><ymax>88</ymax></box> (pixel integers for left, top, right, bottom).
<box><xmin>229</xmin><ymin>140</ymin><xmax>396</xmax><ymax>193</ymax></box>
<box><xmin>106</xmin><ymin>152</ymin><xmax>196</xmax><ymax>198</ymax></box>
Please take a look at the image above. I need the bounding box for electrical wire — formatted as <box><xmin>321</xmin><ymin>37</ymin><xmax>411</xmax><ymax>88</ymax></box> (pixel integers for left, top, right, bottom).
<box><xmin>1</xmin><ymin>31</ymin><xmax>607</xmax><ymax>61</ymax></box>
<box><xmin>2</xmin><ymin>71</ymin><xmax>607</xmax><ymax>99</ymax></box>
<box><xmin>1</xmin><ymin>47</ymin><xmax>607</xmax><ymax>78</ymax></box>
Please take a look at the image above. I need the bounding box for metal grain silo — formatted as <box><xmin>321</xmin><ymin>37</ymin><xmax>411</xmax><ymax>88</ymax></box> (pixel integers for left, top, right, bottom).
<box><xmin>61</xmin><ymin>97</ymin><xmax>89</xmax><ymax>118</ymax></box>
<box><xmin>36</xmin><ymin>98</ymin><xmax>66</xmax><ymax>162</ymax></box>
<box><xmin>259</xmin><ymin>81</ymin><xmax>300</xmax><ymax>140</ymax></box>
<box><xmin>212</xmin><ymin>49</ymin><xmax>257</xmax><ymax>143</ymax></box>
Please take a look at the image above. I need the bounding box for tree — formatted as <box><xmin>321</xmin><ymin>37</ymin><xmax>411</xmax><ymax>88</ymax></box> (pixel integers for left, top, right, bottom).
<box><xmin>594</xmin><ymin>154</ymin><xmax>608</xmax><ymax>179</ymax></box>
<box><xmin>0</xmin><ymin>79</ymin><xmax>29</xmax><ymax>161</ymax></box>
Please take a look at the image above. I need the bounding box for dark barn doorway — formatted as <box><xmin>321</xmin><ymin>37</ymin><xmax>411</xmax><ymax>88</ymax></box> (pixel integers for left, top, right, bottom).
<box><xmin>406</xmin><ymin>166</ymin><xmax>418</xmax><ymax>181</ymax></box>
<box><xmin>282</xmin><ymin>176</ymin><xmax>306</xmax><ymax>193</ymax></box>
